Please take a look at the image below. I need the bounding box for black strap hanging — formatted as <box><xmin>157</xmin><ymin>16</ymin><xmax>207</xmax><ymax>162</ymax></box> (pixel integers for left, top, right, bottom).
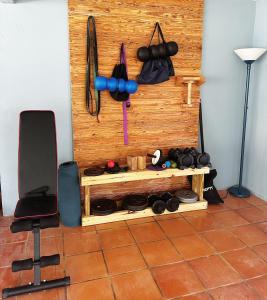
<box><xmin>148</xmin><ymin>22</ymin><xmax>166</xmax><ymax>46</ymax></box>
<box><xmin>199</xmin><ymin>100</ymin><xmax>205</xmax><ymax>153</ymax></box>
<box><xmin>85</xmin><ymin>16</ymin><xmax>101</xmax><ymax>120</ymax></box>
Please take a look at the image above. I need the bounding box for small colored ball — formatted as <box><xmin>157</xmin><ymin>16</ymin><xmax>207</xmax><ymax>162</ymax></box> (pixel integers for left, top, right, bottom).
<box><xmin>165</xmin><ymin>161</ymin><xmax>171</xmax><ymax>168</ymax></box>
<box><xmin>107</xmin><ymin>160</ymin><xmax>115</xmax><ymax>168</ymax></box>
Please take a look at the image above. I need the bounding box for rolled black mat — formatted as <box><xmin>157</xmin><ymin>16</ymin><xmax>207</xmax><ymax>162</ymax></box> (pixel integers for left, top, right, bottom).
<box><xmin>58</xmin><ymin>161</ymin><xmax>81</xmax><ymax>227</ymax></box>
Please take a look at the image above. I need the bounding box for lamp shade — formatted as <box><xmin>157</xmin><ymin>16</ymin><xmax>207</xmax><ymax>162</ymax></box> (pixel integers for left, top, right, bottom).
<box><xmin>234</xmin><ymin>48</ymin><xmax>267</xmax><ymax>62</ymax></box>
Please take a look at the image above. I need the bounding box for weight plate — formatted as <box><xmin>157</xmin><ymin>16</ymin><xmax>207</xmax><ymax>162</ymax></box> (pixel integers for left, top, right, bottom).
<box><xmin>152</xmin><ymin>149</ymin><xmax>162</xmax><ymax>165</ymax></box>
<box><xmin>105</xmin><ymin>165</ymin><xmax>121</xmax><ymax>174</ymax></box>
<box><xmin>175</xmin><ymin>189</ymin><xmax>198</xmax><ymax>203</ymax></box>
<box><xmin>123</xmin><ymin>194</ymin><xmax>148</xmax><ymax>211</ymax></box>
<box><xmin>152</xmin><ymin>200</ymin><xmax>166</xmax><ymax>214</ymax></box>
<box><xmin>147</xmin><ymin>165</ymin><xmax>165</xmax><ymax>171</ymax></box>
<box><xmin>91</xmin><ymin>199</ymin><xmax>117</xmax><ymax>216</ymax></box>
<box><xmin>84</xmin><ymin>167</ymin><xmax>105</xmax><ymax>176</ymax></box>
<box><xmin>166</xmin><ymin>197</ymin><xmax>180</xmax><ymax>212</ymax></box>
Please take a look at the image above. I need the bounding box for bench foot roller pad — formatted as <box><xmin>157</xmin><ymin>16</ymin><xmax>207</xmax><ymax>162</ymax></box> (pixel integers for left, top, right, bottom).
<box><xmin>2</xmin><ymin>277</ymin><xmax>70</xmax><ymax>299</ymax></box>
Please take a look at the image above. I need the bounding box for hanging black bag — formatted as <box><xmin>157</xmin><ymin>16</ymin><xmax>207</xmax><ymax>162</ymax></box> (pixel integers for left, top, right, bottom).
<box><xmin>137</xmin><ymin>23</ymin><xmax>176</xmax><ymax>84</ymax></box>
<box><xmin>110</xmin><ymin>44</ymin><xmax>129</xmax><ymax>102</ymax></box>
<box><xmin>110</xmin><ymin>44</ymin><xmax>131</xmax><ymax>145</ymax></box>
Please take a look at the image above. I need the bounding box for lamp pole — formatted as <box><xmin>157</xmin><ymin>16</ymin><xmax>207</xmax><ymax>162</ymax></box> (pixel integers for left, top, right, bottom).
<box><xmin>238</xmin><ymin>61</ymin><xmax>251</xmax><ymax>194</ymax></box>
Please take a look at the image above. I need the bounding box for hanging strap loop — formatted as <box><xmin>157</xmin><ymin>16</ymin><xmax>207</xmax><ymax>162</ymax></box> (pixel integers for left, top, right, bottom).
<box><xmin>149</xmin><ymin>22</ymin><xmax>166</xmax><ymax>46</ymax></box>
<box><xmin>120</xmin><ymin>43</ymin><xmax>130</xmax><ymax>145</ymax></box>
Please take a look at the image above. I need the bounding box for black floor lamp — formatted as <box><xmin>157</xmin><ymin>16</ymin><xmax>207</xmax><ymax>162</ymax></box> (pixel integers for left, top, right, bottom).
<box><xmin>228</xmin><ymin>48</ymin><xmax>267</xmax><ymax>198</ymax></box>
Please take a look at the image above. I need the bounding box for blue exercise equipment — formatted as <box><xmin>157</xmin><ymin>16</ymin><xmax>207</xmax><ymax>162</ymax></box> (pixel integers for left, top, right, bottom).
<box><xmin>95</xmin><ymin>76</ymin><xmax>138</xmax><ymax>94</ymax></box>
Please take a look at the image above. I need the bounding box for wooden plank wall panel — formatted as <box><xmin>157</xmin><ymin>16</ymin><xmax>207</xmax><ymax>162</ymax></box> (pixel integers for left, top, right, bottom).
<box><xmin>69</xmin><ymin>0</ymin><xmax>204</xmax><ymax>200</ymax></box>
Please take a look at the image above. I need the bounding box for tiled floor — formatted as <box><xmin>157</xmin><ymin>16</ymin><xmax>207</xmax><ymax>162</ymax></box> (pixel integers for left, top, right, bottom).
<box><xmin>0</xmin><ymin>192</ymin><xmax>267</xmax><ymax>300</ymax></box>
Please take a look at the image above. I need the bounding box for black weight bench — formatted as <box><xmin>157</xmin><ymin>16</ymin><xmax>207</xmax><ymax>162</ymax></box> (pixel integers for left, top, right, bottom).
<box><xmin>2</xmin><ymin>111</ymin><xmax>70</xmax><ymax>299</ymax></box>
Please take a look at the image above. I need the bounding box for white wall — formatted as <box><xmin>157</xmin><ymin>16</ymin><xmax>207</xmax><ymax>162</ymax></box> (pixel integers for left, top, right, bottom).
<box><xmin>0</xmin><ymin>0</ymin><xmax>73</xmax><ymax>215</ymax></box>
<box><xmin>244</xmin><ymin>0</ymin><xmax>267</xmax><ymax>200</ymax></box>
<box><xmin>201</xmin><ymin>0</ymin><xmax>256</xmax><ymax>189</ymax></box>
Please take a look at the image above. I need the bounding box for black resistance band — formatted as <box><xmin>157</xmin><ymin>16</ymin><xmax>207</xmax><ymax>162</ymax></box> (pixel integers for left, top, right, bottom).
<box><xmin>86</xmin><ymin>16</ymin><xmax>100</xmax><ymax>120</ymax></box>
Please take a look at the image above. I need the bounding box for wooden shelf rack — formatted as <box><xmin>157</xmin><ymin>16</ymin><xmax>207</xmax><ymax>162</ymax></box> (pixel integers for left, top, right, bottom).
<box><xmin>81</xmin><ymin>167</ymin><xmax>209</xmax><ymax>226</ymax></box>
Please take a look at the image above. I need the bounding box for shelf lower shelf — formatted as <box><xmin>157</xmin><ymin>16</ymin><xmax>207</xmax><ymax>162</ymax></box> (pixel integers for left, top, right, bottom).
<box><xmin>82</xmin><ymin>199</ymin><xmax>208</xmax><ymax>226</ymax></box>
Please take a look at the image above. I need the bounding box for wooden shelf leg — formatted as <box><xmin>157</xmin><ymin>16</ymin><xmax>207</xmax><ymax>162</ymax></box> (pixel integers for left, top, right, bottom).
<box><xmin>84</xmin><ymin>186</ymin><xmax>90</xmax><ymax>217</ymax></box>
<box><xmin>187</xmin><ymin>81</ymin><xmax>193</xmax><ymax>105</ymax></box>
<box><xmin>192</xmin><ymin>173</ymin><xmax>204</xmax><ymax>201</ymax></box>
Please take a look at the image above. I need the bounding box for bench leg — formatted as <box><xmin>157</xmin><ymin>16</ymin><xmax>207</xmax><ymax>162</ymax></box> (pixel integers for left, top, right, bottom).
<box><xmin>33</xmin><ymin>225</ymin><xmax>41</xmax><ymax>285</ymax></box>
<box><xmin>2</xmin><ymin>223</ymin><xmax>70</xmax><ymax>299</ymax></box>
<box><xmin>84</xmin><ymin>186</ymin><xmax>91</xmax><ymax>217</ymax></box>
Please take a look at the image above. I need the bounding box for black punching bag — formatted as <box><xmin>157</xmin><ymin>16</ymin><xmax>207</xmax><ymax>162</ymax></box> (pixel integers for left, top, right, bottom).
<box><xmin>58</xmin><ymin>161</ymin><xmax>81</xmax><ymax>227</ymax></box>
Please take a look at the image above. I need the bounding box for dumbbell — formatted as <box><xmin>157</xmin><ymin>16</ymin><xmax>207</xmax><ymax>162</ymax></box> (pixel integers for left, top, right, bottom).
<box><xmin>160</xmin><ymin>192</ymin><xmax>180</xmax><ymax>212</ymax></box>
<box><xmin>148</xmin><ymin>194</ymin><xmax>166</xmax><ymax>214</ymax></box>
<box><xmin>183</xmin><ymin>147</ymin><xmax>211</xmax><ymax>168</ymax></box>
<box><xmin>95</xmin><ymin>76</ymin><xmax>138</xmax><ymax>94</ymax></box>
<box><xmin>148</xmin><ymin>192</ymin><xmax>180</xmax><ymax>214</ymax></box>
<box><xmin>168</xmin><ymin>148</ymin><xmax>194</xmax><ymax>170</ymax></box>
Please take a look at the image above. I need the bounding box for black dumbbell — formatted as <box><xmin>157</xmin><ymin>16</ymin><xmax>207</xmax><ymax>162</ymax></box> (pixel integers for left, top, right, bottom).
<box><xmin>183</xmin><ymin>147</ymin><xmax>211</xmax><ymax>168</ymax></box>
<box><xmin>161</xmin><ymin>192</ymin><xmax>180</xmax><ymax>212</ymax></box>
<box><xmin>168</xmin><ymin>148</ymin><xmax>194</xmax><ymax>170</ymax></box>
<box><xmin>148</xmin><ymin>194</ymin><xmax>166</xmax><ymax>214</ymax></box>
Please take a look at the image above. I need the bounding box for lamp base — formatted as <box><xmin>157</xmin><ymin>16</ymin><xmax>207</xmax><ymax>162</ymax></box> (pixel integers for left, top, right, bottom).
<box><xmin>228</xmin><ymin>185</ymin><xmax>251</xmax><ymax>198</ymax></box>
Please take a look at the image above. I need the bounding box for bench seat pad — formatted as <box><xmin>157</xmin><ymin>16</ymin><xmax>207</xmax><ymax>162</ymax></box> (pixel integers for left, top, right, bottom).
<box><xmin>14</xmin><ymin>195</ymin><xmax>57</xmax><ymax>219</ymax></box>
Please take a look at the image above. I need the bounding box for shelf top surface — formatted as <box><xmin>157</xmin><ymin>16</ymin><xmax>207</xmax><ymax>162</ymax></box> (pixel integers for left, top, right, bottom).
<box><xmin>80</xmin><ymin>167</ymin><xmax>210</xmax><ymax>186</ymax></box>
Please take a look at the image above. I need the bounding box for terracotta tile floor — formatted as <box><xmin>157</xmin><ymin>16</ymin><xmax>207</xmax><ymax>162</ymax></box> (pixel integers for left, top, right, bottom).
<box><xmin>0</xmin><ymin>192</ymin><xmax>267</xmax><ymax>300</ymax></box>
